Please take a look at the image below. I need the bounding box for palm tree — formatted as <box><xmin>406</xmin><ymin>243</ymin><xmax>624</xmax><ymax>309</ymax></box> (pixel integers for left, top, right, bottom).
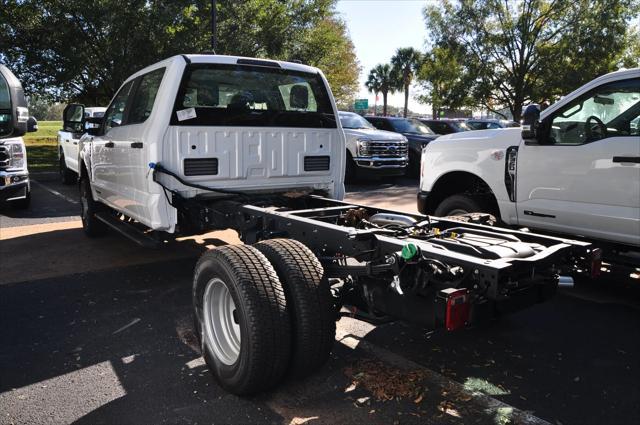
<box><xmin>391</xmin><ymin>47</ymin><xmax>422</xmax><ymax>117</ymax></box>
<box><xmin>365</xmin><ymin>64</ymin><xmax>397</xmax><ymax>116</ymax></box>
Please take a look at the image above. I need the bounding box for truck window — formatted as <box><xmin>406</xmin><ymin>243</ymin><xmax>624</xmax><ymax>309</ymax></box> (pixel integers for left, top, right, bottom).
<box><xmin>171</xmin><ymin>64</ymin><xmax>336</xmax><ymax>128</ymax></box>
<box><xmin>550</xmin><ymin>78</ymin><xmax>640</xmax><ymax>144</ymax></box>
<box><xmin>0</xmin><ymin>73</ymin><xmax>11</xmax><ymax>137</ymax></box>
<box><xmin>103</xmin><ymin>80</ymin><xmax>134</xmax><ymax>133</ymax></box>
<box><xmin>129</xmin><ymin>68</ymin><xmax>165</xmax><ymax>124</ymax></box>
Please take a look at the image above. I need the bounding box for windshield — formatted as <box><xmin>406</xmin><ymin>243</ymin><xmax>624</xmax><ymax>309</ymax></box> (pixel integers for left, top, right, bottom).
<box><xmin>0</xmin><ymin>73</ymin><xmax>11</xmax><ymax>137</ymax></box>
<box><xmin>390</xmin><ymin>118</ymin><xmax>434</xmax><ymax>135</ymax></box>
<box><xmin>339</xmin><ymin>113</ymin><xmax>374</xmax><ymax>129</ymax></box>
<box><xmin>171</xmin><ymin>64</ymin><xmax>336</xmax><ymax>128</ymax></box>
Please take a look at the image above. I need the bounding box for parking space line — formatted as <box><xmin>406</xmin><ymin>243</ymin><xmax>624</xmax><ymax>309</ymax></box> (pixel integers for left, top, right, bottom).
<box><xmin>31</xmin><ymin>179</ymin><xmax>79</xmax><ymax>205</ymax></box>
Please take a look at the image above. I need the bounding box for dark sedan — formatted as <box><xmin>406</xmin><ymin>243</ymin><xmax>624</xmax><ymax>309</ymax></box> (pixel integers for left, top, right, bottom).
<box><xmin>419</xmin><ymin>119</ymin><xmax>471</xmax><ymax>135</ymax></box>
<box><xmin>465</xmin><ymin>119</ymin><xmax>520</xmax><ymax>130</ymax></box>
<box><xmin>364</xmin><ymin>116</ymin><xmax>438</xmax><ymax>178</ymax></box>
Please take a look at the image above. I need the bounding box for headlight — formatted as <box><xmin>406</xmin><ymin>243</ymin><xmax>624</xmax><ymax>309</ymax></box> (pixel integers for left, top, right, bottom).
<box><xmin>356</xmin><ymin>138</ymin><xmax>370</xmax><ymax>155</ymax></box>
<box><xmin>7</xmin><ymin>142</ymin><xmax>26</xmax><ymax>169</ymax></box>
<box><xmin>400</xmin><ymin>136</ymin><xmax>408</xmax><ymax>142</ymax></box>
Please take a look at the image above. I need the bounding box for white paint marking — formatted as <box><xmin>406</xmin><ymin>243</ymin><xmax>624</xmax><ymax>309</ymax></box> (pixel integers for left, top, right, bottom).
<box><xmin>31</xmin><ymin>179</ymin><xmax>79</xmax><ymax>204</ymax></box>
<box><xmin>112</xmin><ymin>317</ymin><xmax>141</xmax><ymax>335</ymax></box>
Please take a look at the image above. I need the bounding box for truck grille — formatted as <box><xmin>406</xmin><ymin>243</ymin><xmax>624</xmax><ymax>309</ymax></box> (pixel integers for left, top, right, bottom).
<box><xmin>184</xmin><ymin>158</ymin><xmax>219</xmax><ymax>176</ymax></box>
<box><xmin>0</xmin><ymin>145</ymin><xmax>9</xmax><ymax>169</ymax></box>
<box><xmin>361</xmin><ymin>141</ymin><xmax>408</xmax><ymax>158</ymax></box>
<box><xmin>304</xmin><ymin>156</ymin><xmax>330</xmax><ymax>171</ymax></box>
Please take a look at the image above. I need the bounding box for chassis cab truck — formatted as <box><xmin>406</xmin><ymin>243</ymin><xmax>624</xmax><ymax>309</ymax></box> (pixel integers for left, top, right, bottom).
<box><xmin>66</xmin><ymin>54</ymin><xmax>591</xmax><ymax>395</ymax></box>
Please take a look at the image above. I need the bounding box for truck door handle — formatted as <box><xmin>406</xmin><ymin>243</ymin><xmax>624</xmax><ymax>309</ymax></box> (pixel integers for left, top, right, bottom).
<box><xmin>105</xmin><ymin>142</ymin><xmax>115</xmax><ymax>148</ymax></box>
<box><xmin>612</xmin><ymin>156</ymin><xmax>640</xmax><ymax>164</ymax></box>
<box><xmin>73</xmin><ymin>141</ymin><xmax>78</xmax><ymax>145</ymax></box>
<box><xmin>130</xmin><ymin>142</ymin><xmax>143</xmax><ymax>149</ymax></box>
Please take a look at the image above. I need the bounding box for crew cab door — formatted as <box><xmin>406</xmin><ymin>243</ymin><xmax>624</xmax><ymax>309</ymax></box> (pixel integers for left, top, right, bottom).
<box><xmin>516</xmin><ymin>77</ymin><xmax>640</xmax><ymax>246</ymax></box>
<box><xmin>91</xmin><ymin>80</ymin><xmax>135</xmax><ymax>208</ymax></box>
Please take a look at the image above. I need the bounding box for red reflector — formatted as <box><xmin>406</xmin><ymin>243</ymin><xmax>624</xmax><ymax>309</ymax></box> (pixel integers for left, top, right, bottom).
<box><xmin>590</xmin><ymin>248</ymin><xmax>602</xmax><ymax>279</ymax></box>
<box><xmin>445</xmin><ymin>289</ymin><xmax>470</xmax><ymax>331</ymax></box>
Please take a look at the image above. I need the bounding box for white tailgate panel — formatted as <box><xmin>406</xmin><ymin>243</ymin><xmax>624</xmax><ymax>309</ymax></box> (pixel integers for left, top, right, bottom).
<box><xmin>167</xmin><ymin>126</ymin><xmax>336</xmax><ymax>189</ymax></box>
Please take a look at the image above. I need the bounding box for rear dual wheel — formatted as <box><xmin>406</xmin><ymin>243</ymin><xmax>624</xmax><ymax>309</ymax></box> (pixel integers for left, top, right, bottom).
<box><xmin>193</xmin><ymin>240</ymin><xmax>335</xmax><ymax>395</ymax></box>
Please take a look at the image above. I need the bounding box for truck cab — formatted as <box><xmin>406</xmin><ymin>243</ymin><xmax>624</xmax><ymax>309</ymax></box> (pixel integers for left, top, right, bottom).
<box><xmin>68</xmin><ymin>54</ymin><xmax>346</xmax><ymax>234</ymax></box>
<box><xmin>58</xmin><ymin>106</ymin><xmax>106</xmax><ymax>184</ymax></box>
<box><xmin>0</xmin><ymin>64</ymin><xmax>34</xmax><ymax>209</ymax></box>
<box><xmin>418</xmin><ymin>68</ymin><xmax>640</xmax><ymax>253</ymax></box>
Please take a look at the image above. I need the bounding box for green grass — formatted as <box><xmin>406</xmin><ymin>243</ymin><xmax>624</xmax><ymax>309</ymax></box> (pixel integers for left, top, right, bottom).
<box><xmin>24</xmin><ymin>120</ymin><xmax>61</xmax><ymax>144</ymax></box>
<box><xmin>23</xmin><ymin>121</ymin><xmax>60</xmax><ymax>172</ymax></box>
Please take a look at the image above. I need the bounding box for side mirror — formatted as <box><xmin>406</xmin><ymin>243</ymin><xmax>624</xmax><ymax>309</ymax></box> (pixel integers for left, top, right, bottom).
<box><xmin>521</xmin><ymin>104</ymin><xmax>540</xmax><ymax>140</ymax></box>
<box><xmin>0</xmin><ymin>64</ymin><xmax>29</xmax><ymax>139</ymax></box>
<box><xmin>63</xmin><ymin>103</ymin><xmax>85</xmax><ymax>134</ymax></box>
<box><xmin>85</xmin><ymin>116</ymin><xmax>103</xmax><ymax>136</ymax></box>
<box><xmin>27</xmin><ymin>116</ymin><xmax>38</xmax><ymax>133</ymax></box>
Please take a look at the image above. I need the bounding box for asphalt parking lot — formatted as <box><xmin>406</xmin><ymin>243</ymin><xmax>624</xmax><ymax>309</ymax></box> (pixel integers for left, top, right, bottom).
<box><xmin>1</xmin><ymin>174</ymin><xmax>639</xmax><ymax>425</ymax></box>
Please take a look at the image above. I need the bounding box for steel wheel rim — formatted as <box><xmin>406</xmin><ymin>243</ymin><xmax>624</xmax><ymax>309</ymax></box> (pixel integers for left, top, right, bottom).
<box><xmin>203</xmin><ymin>278</ymin><xmax>241</xmax><ymax>366</ymax></box>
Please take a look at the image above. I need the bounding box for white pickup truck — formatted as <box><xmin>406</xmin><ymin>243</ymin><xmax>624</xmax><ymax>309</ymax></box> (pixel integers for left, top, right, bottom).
<box><xmin>58</xmin><ymin>106</ymin><xmax>105</xmax><ymax>183</ymax></box>
<box><xmin>0</xmin><ymin>64</ymin><xmax>34</xmax><ymax>209</ymax></box>
<box><xmin>418</xmin><ymin>68</ymin><xmax>640</xmax><ymax>269</ymax></box>
<box><xmin>64</xmin><ymin>54</ymin><xmax>592</xmax><ymax>396</ymax></box>
<box><xmin>338</xmin><ymin>111</ymin><xmax>408</xmax><ymax>181</ymax></box>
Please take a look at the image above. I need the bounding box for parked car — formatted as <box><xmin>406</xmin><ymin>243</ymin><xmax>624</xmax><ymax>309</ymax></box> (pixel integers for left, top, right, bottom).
<box><xmin>465</xmin><ymin>118</ymin><xmax>520</xmax><ymax>130</ymax></box>
<box><xmin>338</xmin><ymin>111</ymin><xmax>407</xmax><ymax>181</ymax></box>
<box><xmin>364</xmin><ymin>116</ymin><xmax>438</xmax><ymax>177</ymax></box>
<box><xmin>420</xmin><ymin>118</ymin><xmax>470</xmax><ymax>135</ymax></box>
<box><xmin>58</xmin><ymin>105</ymin><xmax>106</xmax><ymax>183</ymax></box>
<box><xmin>64</xmin><ymin>54</ymin><xmax>589</xmax><ymax>396</ymax></box>
<box><xmin>0</xmin><ymin>64</ymin><xmax>36</xmax><ymax>209</ymax></box>
<box><xmin>419</xmin><ymin>67</ymin><xmax>640</xmax><ymax>272</ymax></box>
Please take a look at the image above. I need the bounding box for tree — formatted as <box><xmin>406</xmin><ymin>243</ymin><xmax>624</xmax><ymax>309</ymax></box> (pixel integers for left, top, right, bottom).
<box><xmin>365</xmin><ymin>64</ymin><xmax>397</xmax><ymax>116</ymax></box>
<box><xmin>0</xmin><ymin>0</ymin><xmax>358</xmax><ymax>106</ymax></box>
<box><xmin>424</xmin><ymin>0</ymin><xmax>638</xmax><ymax>121</ymax></box>
<box><xmin>417</xmin><ymin>45</ymin><xmax>474</xmax><ymax>118</ymax></box>
<box><xmin>291</xmin><ymin>16</ymin><xmax>361</xmax><ymax>108</ymax></box>
<box><xmin>391</xmin><ymin>47</ymin><xmax>422</xmax><ymax>118</ymax></box>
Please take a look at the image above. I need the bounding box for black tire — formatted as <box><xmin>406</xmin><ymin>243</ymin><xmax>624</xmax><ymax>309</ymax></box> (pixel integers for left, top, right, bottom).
<box><xmin>434</xmin><ymin>194</ymin><xmax>491</xmax><ymax>217</ymax></box>
<box><xmin>193</xmin><ymin>245</ymin><xmax>291</xmax><ymax>395</ymax></box>
<box><xmin>345</xmin><ymin>151</ymin><xmax>358</xmax><ymax>183</ymax></box>
<box><xmin>60</xmin><ymin>153</ymin><xmax>76</xmax><ymax>185</ymax></box>
<box><xmin>406</xmin><ymin>151</ymin><xmax>420</xmax><ymax>179</ymax></box>
<box><xmin>13</xmin><ymin>189</ymin><xmax>31</xmax><ymax>210</ymax></box>
<box><xmin>79</xmin><ymin>176</ymin><xmax>107</xmax><ymax>237</ymax></box>
<box><xmin>254</xmin><ymin>239</ymin><xmax>335</xmax><ymax>378</ymax></box>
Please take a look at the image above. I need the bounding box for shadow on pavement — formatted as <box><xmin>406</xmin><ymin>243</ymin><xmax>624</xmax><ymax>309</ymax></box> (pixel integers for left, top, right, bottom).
<box><xmin>359</xmin><ymin>289</ymin><xmax>640</xmax><ymax>425</ymax></box>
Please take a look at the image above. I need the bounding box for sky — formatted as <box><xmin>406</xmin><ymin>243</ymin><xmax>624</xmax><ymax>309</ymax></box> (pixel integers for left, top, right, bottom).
<box><xmin>335</xmin><ymin>0</ymin><xmax>430</xmax><ymax>114</ymax></box>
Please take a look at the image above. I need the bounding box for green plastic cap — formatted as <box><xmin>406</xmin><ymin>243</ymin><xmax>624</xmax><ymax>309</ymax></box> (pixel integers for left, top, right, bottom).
<box><xmin>401</xmin><ymin>243</ymin><xmax>418</xmax><ymax>260</ymax></box>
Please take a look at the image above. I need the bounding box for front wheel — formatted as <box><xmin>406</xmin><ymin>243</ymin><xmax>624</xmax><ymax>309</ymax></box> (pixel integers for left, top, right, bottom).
<box><xmin>79</xmin><ymin>176</ymin><xmax>107</xmax><ymax>237</ymax></box>
<box><xmin>434</xmin><ymin>194</ymin><xmax>491</xmax><ymax>217</ymax></box>
<box><xmin>60</xmin><ymin>154</ymin><xmax>76</xmax><ymax>185</ymax></box>
<box><xmin>193</xmin><ymin>245</ymin><xmax>291</xmax><ymax>395</ymax></box>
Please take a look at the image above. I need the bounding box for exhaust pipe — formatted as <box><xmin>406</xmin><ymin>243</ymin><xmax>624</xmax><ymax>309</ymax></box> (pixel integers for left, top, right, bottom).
<box><xmin>558</xmin><ymin>276</ymin><xmax>574</xmax><ymax>288</ymax></box>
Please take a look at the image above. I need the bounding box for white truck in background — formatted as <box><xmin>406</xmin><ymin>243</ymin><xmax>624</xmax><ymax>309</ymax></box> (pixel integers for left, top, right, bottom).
<box><xmin>63</xmin><ymin>54</ymin><xmax>592</xmax><ymax>396</ymax></box>
<box><xmin>418</xmin><ymin>68</ymin><xmax>640</xmax><ymax>272</ymax></box>
<box><xmin>338</xmin><ymin>111</ymin><xmax>408</xmax><ymax>181</ymax></box>
<box><xmin>58</xmin><ymin>106</ymin><xmax>105</xmax><ymax>183</ymax></box>
<box><xmin>0</xmin><ymin>64</ymin><xmax>36</xmax><ymax>209</ymax></box>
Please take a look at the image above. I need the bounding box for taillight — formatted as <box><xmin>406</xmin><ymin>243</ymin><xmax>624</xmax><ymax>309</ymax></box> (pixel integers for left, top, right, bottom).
<box><xmin>437</xmin><ymin>288</ymin><xmax>471</xmax><ymax>331</ymax></box>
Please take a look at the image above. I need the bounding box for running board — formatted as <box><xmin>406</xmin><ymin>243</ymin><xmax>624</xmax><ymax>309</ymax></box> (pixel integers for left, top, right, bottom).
<box><xmin>95</xmin><ymin>212</ymin><xmax>161</xmax><ymax>248</ymax></box>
